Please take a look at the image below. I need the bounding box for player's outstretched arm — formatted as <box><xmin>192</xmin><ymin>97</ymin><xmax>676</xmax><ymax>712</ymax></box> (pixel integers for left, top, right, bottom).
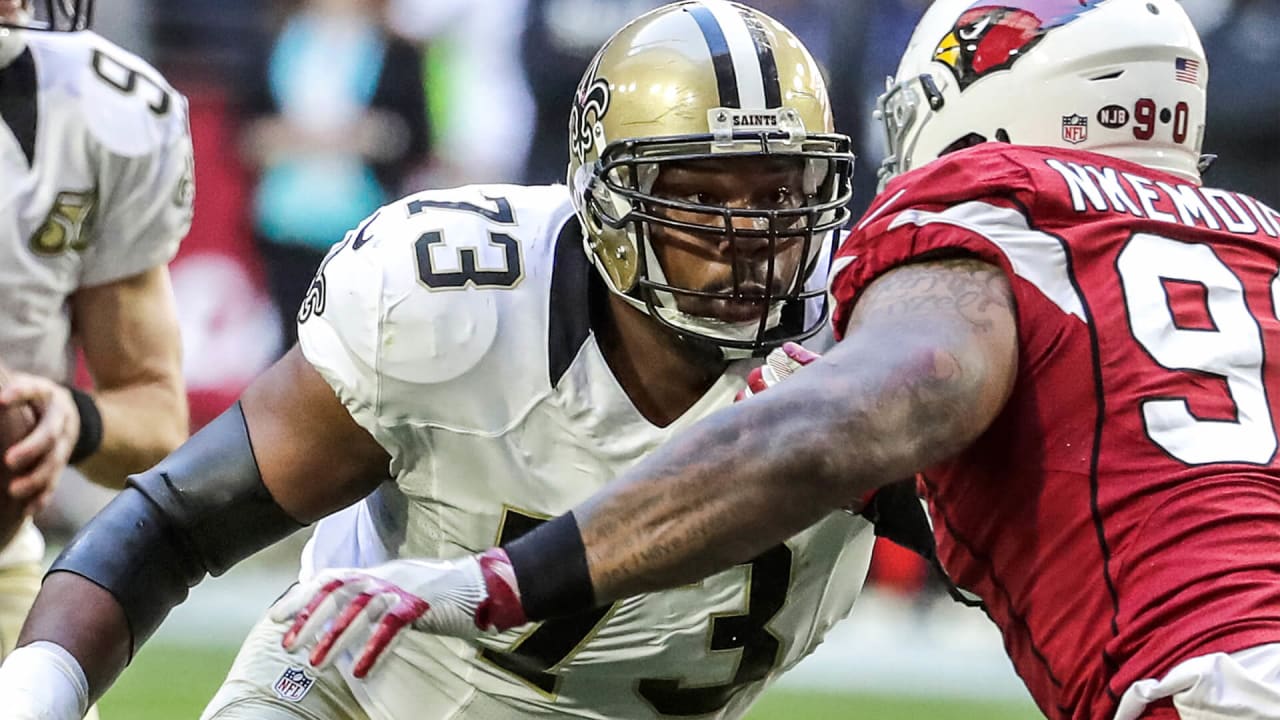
<box><xmin>558</xmin><ymin>256</ymin><xmax>1019</xmax><ymax>604</ymax></box>
<box><xmin>0</xmin><ymin>347</ymin><xmax>391</xmax><ymax>718</ymax></box>
<box><xmin>270</xmin><ymin>258</ymin><xmax>1019</xmax><ymax>682</ymax></box>
<box><xmin>271</xmin><ymin>343</ymin><xmax>832</xmax><ymax>678</ymax></box>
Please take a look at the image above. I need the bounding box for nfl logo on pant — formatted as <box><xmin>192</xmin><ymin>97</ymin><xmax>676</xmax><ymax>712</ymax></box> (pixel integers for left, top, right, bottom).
<box><xmin>273</xmin><ymin>666</ymin><xmax>316</xmax><ymax>702</ymax></box>
<box><xmin>1061</xmin><ymin>114</ymin><xmax>1089</xmax><ymax>144</ymax></box>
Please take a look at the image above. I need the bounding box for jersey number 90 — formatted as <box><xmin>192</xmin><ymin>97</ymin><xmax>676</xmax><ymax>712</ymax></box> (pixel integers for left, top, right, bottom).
<box><xmin>1119</xmin><ymin>232</ymin><xmax>1280</xmax><ymax>465</ymax></box>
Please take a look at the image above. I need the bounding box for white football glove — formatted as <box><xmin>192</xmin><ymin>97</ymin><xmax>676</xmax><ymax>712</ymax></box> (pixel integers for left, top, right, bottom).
<box><xmin>272</xmin><ymin>549</ymin><xmax>526</xmax><ymax>679</ymax></box>
<box><xmin>735</xmin><ymin>342</ymin><xmax>821</xmax><ymax>402</ymax></box>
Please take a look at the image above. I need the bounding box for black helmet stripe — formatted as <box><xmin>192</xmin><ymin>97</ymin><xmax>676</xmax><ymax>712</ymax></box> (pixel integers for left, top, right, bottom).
<box><xmin>738</xmin><ymin>7</ymin><xmax>782</xmax><ymax>108</ymax></box>
<box><xmin>687</xmin><ymin>3</ymin><xmax>741</xmax><ymax>108</ymax></box>
<box><xmin>687</xmin><ymin>2</ymin><xmax>785</xmax><ymax>109</ymax></box>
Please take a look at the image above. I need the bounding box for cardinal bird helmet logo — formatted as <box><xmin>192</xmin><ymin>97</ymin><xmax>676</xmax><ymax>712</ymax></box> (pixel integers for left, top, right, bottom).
<box><xmin>935</xmin><ymin>0</ymin><xmax>1104</xmax><ymax>90</ymax></box>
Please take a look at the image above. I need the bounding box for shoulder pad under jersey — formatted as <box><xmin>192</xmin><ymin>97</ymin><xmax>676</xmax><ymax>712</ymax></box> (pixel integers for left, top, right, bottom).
<box><xmin>30</xmin><ymin>31</ymin><xmax>188</xmax><ymax>158</ymax></box>
<box><xmin>297</xmin><ymin>184</ymin><xmax>578</xmax><ymax>434</ymax></box>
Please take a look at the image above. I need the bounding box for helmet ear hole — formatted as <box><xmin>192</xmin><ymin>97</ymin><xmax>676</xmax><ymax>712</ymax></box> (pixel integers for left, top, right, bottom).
<box><xmin>939</xmin><ymin>132</ymin><xmax>988</xmax><ymax>157</ymax></box>
<box><xmin>1089</xmin><ymin>70</ymin><xmax>1125</xmax><ymax>82</ymax></box>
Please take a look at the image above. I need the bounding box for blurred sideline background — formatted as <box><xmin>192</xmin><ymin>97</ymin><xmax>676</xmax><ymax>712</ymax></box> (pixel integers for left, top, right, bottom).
<box><xmin>38</xmin><ymin>0</ymin><xmax>1280</xmax><ymax>717</ymax></box>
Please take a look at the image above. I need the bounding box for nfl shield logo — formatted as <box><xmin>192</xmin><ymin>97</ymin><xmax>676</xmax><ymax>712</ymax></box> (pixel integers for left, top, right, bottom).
<box><xmin>272</xmin><ymin>666</ymin><xmax>315</xmax><ymax>703</ymax></box>
<box><xmin>1062</xmin><ymin>114</ymin><xmax>1088</xmax><ymax>144</ymax></box>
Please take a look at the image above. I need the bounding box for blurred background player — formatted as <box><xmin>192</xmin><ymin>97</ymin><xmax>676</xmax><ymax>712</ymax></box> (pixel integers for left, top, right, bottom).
<box><xmin>0</xmin><ymin>0</ymin><xmax>194</xmax><ymax>716</ymax></box>
<box><xmin>269</xmin><ymin>1</ymin><xmax>1280</xmax><ymax>719</ymax></box>
<box><xmin>383</xmin><ymin>0</ymin><xmax>530</xmax><ymax>189</ymax></box>
<box><xmin>239</xmin><ymin>0</ymin><xmax>429</xmax><ymax>351</ymax></box>
<box><xmin>0</xmin><ymin>3</ymin><xmax>878</xmax><ymax>720</ymax></box>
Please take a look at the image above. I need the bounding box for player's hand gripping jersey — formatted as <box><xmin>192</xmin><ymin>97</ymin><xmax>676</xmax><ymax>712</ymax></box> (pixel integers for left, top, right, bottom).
<box><xmin>289</xmin><ymin>184</ymin><xmax>872</xmax><ymax>720</ymax></box>
<box><xmin>831</xmin><ymin>143</ymin><xmax>1280</xmax><ymax>720</ymax></box>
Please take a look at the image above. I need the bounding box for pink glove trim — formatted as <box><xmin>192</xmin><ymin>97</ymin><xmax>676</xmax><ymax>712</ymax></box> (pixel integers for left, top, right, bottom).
<box><xmin>353</xmin><ymin>588</ymin><xmax>428</xmax><ymax>678</ymax></box>
<box><xmin>475</xmin><ymin>548</ymin><xmax>528</xmax><ymax>631</ymax></box>
<box><xmin>282</xmin><ymin>578</ymin><xmax>345</xmax><ymax>650</ymax></box>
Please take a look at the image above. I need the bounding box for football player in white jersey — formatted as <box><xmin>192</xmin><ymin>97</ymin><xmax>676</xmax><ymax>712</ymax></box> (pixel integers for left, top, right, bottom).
<box><xmin>0</xmin><ymin>3</ymin><xmax>876</xmax><ymax>719</ymax></box>
<box><xmin>0</xmin><ymin>0</ymin><xmax>193</xmax><ymax>711</ymax></box>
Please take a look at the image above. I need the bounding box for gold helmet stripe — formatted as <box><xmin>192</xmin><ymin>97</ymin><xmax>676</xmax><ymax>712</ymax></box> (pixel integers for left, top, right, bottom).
<box><xmin>686</xmin><ymin>1</ymin><xmax>773</xmax><ymax>109</ymax></box>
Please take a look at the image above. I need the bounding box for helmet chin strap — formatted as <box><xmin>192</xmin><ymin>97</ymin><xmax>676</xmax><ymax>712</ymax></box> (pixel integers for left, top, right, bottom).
<box><xmin>642</xmin><ymin>240</ymin><xmax>786</xmax><ymax>359</ymax></box>
<box><xmin>613</xmin><ymin>285</ymin><xmax>783</xmax><ymax>360</ymax></box>
<box><xmin>587</xmin><ymin>248</ymin><xmax>785</xmax><ymax>360</ymax></box>
<box><xmin>653</xmin><ymin>301</ymin><xmax>783</xmax><ymax>360</ymax></box>
<box><xmin>0</xmin><ymin>26</ymin><xmax>28</xmax><ymax>68</ymax></box>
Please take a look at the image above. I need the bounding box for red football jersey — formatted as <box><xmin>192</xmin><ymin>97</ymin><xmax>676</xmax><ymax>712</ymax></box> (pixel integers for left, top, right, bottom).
<box><xmin>831</xmin><ymin>143</ymin><xmax>1280</xmax><ymax>720</ymax></box>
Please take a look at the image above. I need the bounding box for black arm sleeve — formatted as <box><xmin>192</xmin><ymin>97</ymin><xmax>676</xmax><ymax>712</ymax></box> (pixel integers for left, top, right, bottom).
<box><xmin>858</xmin><ymin>477</ymin><xmax>938</xmax><ymax>563</ymax></box>
<box><xmin>46</xmin><ymin>402</ymin><xmax>305</xmax><ymax>654</ymax></box>
<box><xmin>502</xmin><ymin>511</ymin><xmax>595</xmax><ymax>621</ymax></box>
<box><xmin>859</xmin><ymin>478</ymin><xmax>985</xmax><ymax>608</ymax></box>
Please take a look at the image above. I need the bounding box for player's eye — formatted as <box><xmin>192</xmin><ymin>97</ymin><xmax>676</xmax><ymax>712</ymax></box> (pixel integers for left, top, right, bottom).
<box><xmin>682</xmin><ymin>191</ymin><xmax>717</xmax><ymax>206</ymax></box>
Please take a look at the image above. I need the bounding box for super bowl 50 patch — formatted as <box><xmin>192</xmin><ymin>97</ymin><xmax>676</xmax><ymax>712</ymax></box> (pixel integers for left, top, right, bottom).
<box><xmin>272</xmin><ymin>666</ymin><xmax>315</xmax><ymax>703</ymax></box>
<box><xmin>30</xmin><ymin>191</ymin><xmax>97</xmax><ymax>256</ymax></box>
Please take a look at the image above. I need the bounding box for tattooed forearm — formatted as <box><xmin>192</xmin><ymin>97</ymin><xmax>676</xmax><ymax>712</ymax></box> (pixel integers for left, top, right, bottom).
<box><xmin>580</xmin><ymin>399</ymin><xmax>833</xmax><ymax>598</ymax></box>
<box><xmin>839</xmin><ymin>258</ymin><xmax>1018</xmax><ymax>462</ymax></box>
<box><xmin>856</xmin><ymin>257</ymin><xmax>1015</xmax><ymax>332</ymax></box>
<box><xmin>575</xmin><ymin>259</ymin><xmax>1019</xmax><ymax>603</ymax></box>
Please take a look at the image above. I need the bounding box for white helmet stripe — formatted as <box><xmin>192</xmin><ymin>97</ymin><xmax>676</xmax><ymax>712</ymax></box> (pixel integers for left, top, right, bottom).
<box><xmin>690</xmin><ymin>0</ymin><xmax>768</xmax><ymax>109</ymax></box>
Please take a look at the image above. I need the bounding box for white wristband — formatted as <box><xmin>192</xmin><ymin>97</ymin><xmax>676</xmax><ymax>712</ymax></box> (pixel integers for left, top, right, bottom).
<box><xmin>0</xmin><ymin>641</ymin><xmax>90</xmax><ymax>720</ymax></box>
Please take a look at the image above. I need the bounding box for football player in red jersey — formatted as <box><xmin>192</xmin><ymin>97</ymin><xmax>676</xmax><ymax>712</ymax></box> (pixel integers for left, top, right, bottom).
<box><xmin>199</xmin><ymin>0</ymin><xmax>1280</xmax><ymax>719</ymax></box>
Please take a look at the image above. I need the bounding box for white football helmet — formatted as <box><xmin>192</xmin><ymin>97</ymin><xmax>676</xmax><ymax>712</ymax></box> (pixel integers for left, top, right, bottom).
<box><xmin>877</xmin><ymin>0</ymin><xmax>1208</xmax><ymax>189</ymax></box>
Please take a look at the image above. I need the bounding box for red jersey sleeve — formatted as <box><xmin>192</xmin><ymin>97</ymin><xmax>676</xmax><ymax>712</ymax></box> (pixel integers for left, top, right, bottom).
<box><xmin>831</xmin><ymin>144</ymin><xmax>1040</xmax><ymax>338</ymax></box>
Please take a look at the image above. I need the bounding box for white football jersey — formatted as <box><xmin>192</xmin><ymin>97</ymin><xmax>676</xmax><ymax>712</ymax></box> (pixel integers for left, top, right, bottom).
<box><xmin>297</xmin><ymin>184</ymin><xmax>872</xmax><ymax>720</ymax></box>
<box><xmin>0</xmin><ymin>31</ymin><xmax>193</xmax><ymax>566</ymax></box>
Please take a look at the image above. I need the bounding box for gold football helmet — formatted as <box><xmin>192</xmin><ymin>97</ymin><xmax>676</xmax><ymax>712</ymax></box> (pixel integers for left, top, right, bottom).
<box><xmin>568</xmin><ymin>0</ymin><xmax>854</xmax><ymax>356</ymax></box>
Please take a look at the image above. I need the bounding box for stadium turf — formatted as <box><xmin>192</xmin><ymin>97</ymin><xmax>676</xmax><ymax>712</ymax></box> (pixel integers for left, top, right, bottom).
<box><xmin>100</xmin><ymin>643</ymin><xmax>1041</xmax><ymax>719</ymax></box>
